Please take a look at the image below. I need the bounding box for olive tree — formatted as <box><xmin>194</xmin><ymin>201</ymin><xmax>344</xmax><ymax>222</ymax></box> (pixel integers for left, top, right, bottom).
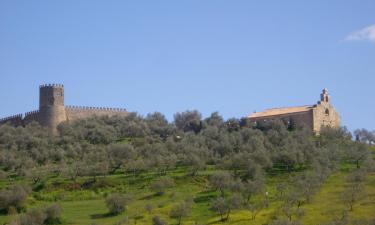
<box><xmin>169</xmin><ymin>198</ymin><xmax>194</xmax><ymax>225</ymax></box>
<box><xmin>211</xmin><ymin>194</ymin><xmax>243</xmax><ymax>221</ymax></box>
<box><xmin>0</xmin><ymin>184</ymin><xmax>31</xmax><ymax>213</ymax></box>
<box><xmin>150</xmin><ymin>177</ymin><xmax>175</xmax><ymax>196</ymax></box>
<box><xmin>209</xmin><ymin>171</ymin><xmax>233</xmax><ymax>197</ymax></box>
<box><xmin>105</xmin><ymin>193</ymin><xmax>132</xmax><ymax>215</ymax></box>
<box><xmin>174</xmin><ymin>110</ymin><xmax>202</xmax><ymax>133</ymax></box>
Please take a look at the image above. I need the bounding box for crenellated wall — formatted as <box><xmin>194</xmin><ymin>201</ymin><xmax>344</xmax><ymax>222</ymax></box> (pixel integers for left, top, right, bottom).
<box><xmin>0</xmin><ymin>106</ymin><xmax>128</xmax><ymax>129</ymax></box>
<box><xmin>65</xmin><ymin>106</ymin><xmax>128</xmax><ymax>121</ymax></box>
<box><xmin>0</xmin><ymin>114</ymin><xmax>24</xmax><ymax>126</ymax></box>
<box><xmin>23</xmin><ymin>110</ymin><xmax>40</xmax><ymax>125</ymax></box>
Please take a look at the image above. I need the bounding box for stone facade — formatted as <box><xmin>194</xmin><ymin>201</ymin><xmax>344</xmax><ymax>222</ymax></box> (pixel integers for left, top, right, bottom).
<box><xmin>0</xmin><ymin>84</ymin><xmax>128</xmax><ymax>133</ymax></box>
<box><xmin>248</xmin><ymin>89</ymin><xmax>341</xmax><ymax>133</ymax></box>
<box><xmin>38</xmin><ymin>84</ymin><xmax>67</xmax><ymax>132</ymax></box>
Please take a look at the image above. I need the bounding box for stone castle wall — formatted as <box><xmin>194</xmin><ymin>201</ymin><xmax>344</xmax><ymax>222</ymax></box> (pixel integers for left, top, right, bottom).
<box><xmin>0</xmin><ymin>114</ymin><xmax>23</xmax><ymax>126</ymax></box>
<box><xmin>0</xmin><ymin>107</ymin><xmax>128</xmax><ymax>129</ymax></box>
<box><xmin>65</xmin><ymin>106</ymin><xmax>128</xmax><ymax>121</ymax></box>
<box><xmin>23</xmin><ymin>110</ymin><xmax>40</xmax><ymax>125</ymax></box>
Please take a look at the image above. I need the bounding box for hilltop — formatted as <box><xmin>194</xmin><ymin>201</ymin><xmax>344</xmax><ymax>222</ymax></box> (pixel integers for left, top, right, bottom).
<box><xmin>0</xmin><ymin>111</ymin><xmax>374</xmax><ymax>225</ymax></box>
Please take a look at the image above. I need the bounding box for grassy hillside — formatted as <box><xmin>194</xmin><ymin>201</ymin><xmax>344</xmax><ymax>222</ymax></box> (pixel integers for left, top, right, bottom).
<box><xmin>1</xmin><ymin>160</ymin><xmax>374</xmax><ymax>225</ymax></box>
<box><xmin>1</xmin><ymin>117</ymin><xmax>374</xmax><ymax>225</ymax></box>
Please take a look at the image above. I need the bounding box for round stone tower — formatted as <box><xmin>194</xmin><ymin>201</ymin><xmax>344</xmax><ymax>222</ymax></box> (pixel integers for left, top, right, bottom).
<box><xmin>39</xmin><ymin>84</ymin><xmax>67</xmax><ymax>133</ymax></box>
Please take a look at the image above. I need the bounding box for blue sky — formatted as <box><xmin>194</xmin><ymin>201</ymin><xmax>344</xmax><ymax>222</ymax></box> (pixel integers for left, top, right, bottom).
<box><xmin>0</xmin><ymin>1</ymin><xmax>374</xmax><ymax>131</ymax></box>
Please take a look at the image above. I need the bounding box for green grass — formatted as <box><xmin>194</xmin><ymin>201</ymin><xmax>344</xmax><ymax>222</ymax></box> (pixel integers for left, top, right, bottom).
<box><xmin>1</xmin><ymin>164</ymin><xmax>375</xmax><ymax>225</ymax></box>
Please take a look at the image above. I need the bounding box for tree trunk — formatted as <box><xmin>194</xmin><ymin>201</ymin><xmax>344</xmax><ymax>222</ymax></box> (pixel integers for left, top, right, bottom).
<box><xmin>110</xmin><ymin>164</ymin><xmax>121</xmax><ymax>174</ymax></box>
<box><xmin>220</xmin><ymin>212</ymin><xmax>225</xmax><ymax>221</ymax></box>
<box><xmin>247</xmin><ymin>194</ymin><xmax>251</xmax><ymax>203</ymax></box>
<box><xmin>226</xmin><ymin>209</ymin><xmax>231</xmax><ymax>221</ymax></box>
<box><xmin>220</xmin><ymin>188</ymin><xmax>225</xmax><ymax>197</ymax></box>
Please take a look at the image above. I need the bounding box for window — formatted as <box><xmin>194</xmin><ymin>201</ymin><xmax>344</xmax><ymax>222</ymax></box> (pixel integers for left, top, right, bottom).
<box><xmin>325</xmin><ymin>108</ymin><xmax>329</xmax><ymax>116</ymax></box>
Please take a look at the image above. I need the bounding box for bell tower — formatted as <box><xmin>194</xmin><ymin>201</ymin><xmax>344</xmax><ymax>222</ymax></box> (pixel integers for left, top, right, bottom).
<box><xmin>320</xmin><ymin>88</ymin><xmax>330</xmax><ymax>103</ymax></box>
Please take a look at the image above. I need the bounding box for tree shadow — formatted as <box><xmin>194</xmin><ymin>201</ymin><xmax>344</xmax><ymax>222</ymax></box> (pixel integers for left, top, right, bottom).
<box><xmin>90</xmin><ymin>212</ymin><xmax>112</xmax><ymax>219</ymax></box>
<box><xmin>228</xmin><ymin>218</ymin><xmax>254</xmax><ymax>224</ymax></box>
<box><xmin>194</xmin><ymin>194</ymin><xmax>215</xmax><ymax>204</ymax></box>
<box><xmin>194</xmin><ymin>190</ymin><xmax>216</xmax><ymax>203</ymax></box>
<box><xmin>206</xmin><ymin>218</ymin><xmax>227</xmax><ymax>224</ymax></box>
<box><xmin>198</xmin><ymin>189</ymin><xmax>215</xmax><ymax>195</ymax></box>
<box><xmin>139</xmin><ymin>193</ymin><xmax>159</xmax><ymax>200</ymax></box>
<box><xmin>207</xmin><ymin>218</ymin><xmax>253</xmax><ymax>225</ymax></box>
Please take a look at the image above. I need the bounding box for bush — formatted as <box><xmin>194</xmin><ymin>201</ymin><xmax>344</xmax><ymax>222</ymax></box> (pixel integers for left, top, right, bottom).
<box><xmin>105</xmin><ymin>193</ymin><xmax>132</xmax><ymax>215</ymax></box>
<box><xmin>0</xmin><ymin>184</ymin><xmax>31</xmax><ymax>214</ymax></box>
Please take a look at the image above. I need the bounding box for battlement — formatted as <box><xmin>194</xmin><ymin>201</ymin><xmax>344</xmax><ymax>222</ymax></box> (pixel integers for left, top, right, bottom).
<box><xmin>25</xmin><ymin>110</ymin><xmax>39</xmax><ymax>116</ymax></box>
<box><xmin>65</xmin><ymin>105</ymin><xmax>127</xmax><ymax>112</ymax></box>
<box><xmin>39</xmin><ymin>83</ymin><xmax>64</xmax><ymax>88</ymax></box>
<box><xmin>65</xmin><ymin>105</ymin><xmax>128</xmax><ymax>122</ymax></box>
<box><xmin>0</xmin><ymin>113</ymin><xmax>24</xmax><ymax>126</ymax></box>
<box><xmin>0</xmin><ymin>113</ymin><xmax>23</xmax><ymax>122</ymax></box>
<box><xmin>23</xmin><ymin>110</ymin><xmax>40</xmax><ymax>125</ymax></box>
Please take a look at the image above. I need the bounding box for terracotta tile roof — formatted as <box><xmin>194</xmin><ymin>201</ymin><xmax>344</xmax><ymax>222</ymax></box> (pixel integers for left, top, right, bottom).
<box><xmin>248</xmin><ymin>105</ymin><xmax>315</xmax><ymax>118</ymax></box>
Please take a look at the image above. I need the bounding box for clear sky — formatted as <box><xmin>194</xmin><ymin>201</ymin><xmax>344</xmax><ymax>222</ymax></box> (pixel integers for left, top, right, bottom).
<box><xmin>0</xmin><ymin>1</ymin><xmax>374</xmax><ymax>131</ymax></box>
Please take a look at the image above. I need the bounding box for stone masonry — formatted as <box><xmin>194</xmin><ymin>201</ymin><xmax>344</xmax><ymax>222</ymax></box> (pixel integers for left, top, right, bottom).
<box><xmin>248</xmin><ymin>89</ymin><xmax>341</xmax><ymax>133</ymax></box>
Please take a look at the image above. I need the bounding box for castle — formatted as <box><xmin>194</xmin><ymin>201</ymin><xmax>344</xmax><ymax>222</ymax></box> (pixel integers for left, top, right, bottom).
<box><xmin>248</xmin><ymin>89</ymin><xmax>341</xmax><ymax>133</ymax></box>
<box><xmin>0</xmin><ymin>84</ymin><xmax>128</xmax><ymax>133</ymax></box>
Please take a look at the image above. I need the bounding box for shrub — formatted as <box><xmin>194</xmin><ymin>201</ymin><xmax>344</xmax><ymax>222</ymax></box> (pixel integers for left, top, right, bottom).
<box><xmin>105</xmin><ymin>193</ymin><xmax>132</xmax><ymax>215</ymax></box>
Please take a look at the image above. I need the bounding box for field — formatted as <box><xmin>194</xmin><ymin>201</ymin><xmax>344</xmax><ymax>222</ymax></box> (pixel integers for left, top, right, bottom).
<box><xmin>1</xmin><ymin>157</ymin><xmax>375</xmax><ymax>225</ymax></box>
